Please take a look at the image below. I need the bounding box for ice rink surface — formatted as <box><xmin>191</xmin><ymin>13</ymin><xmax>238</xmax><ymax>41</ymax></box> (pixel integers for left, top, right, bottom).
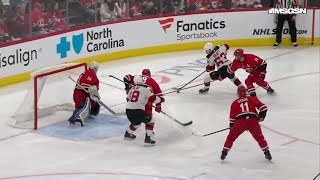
<box><xmin>0</xmin><ymin>46</ymin><xmax>319</xmax><ymax>180</ymax></box>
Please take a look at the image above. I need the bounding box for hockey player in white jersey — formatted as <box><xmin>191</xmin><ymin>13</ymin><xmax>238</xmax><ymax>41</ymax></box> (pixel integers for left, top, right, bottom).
<box><xmin>199</xmin><ymin>42</ymin><xmax>243</xmax><ymax>94</ymax></box>
<box><xmin>125</xmin><ymin>75</ymin><xmax>165</xmax><ymax>146</ymax></box>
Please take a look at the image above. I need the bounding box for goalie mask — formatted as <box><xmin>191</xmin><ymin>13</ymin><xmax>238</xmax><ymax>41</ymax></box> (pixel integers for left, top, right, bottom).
<box><xmin>204</xmin><ymin>42</ymin><xmax>214</xmax><ymax>54</ymax></box>
<box><xmin>89</xmin><ymin>61</ymin><xmax>99</xmax><ymax>73</ymax></box>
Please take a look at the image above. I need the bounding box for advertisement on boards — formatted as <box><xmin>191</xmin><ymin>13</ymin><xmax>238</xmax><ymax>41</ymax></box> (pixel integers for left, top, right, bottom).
<box><xmin>0</xmin><ymin>41</ymin><xmax>49</xmax><ymax>78</ymax></box>
<box><xmin>0</xmin><ymin>10</ymin><xmax>315</xmax><ymax>78</ymax></box>
<box><xmin>56</xmin><ymin>27</ymin><xmax>126</xmax><ymax>60</ymax></box>
<box><xmin>250</xmin><ymin>12</ymin><xmax>312</xmax><ymax>38</ymax></box>
<box><xmin>157</xmin><ymin>16</ymin><xmax>226</xmax><ymax>42</ymax></box>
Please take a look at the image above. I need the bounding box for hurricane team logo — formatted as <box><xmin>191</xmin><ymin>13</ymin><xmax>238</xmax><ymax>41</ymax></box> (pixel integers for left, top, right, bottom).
<box><xmin>56</xmin><ymin>33</ymin><xmax>84</xmax><ymax>58</ymax></box>
<box><xmin>158</xmin><ymin>18</ymin><xmax>174</xmax><ymax>33</ymax></box>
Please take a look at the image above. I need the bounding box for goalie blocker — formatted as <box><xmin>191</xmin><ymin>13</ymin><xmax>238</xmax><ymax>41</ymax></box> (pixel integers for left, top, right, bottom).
<box><xmin>68</xmin><ymin>61</ymin><xmax>101</xmax><ymax>126</ymax></box>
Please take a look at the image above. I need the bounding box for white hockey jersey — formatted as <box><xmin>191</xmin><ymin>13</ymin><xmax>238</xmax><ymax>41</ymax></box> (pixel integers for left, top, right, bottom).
<box><xmin>126</xmin><ymin>85</ymin><xmax>161</xmax><ymax>110</ymax></box>
<box><xmin>206</xmin><ymin>44</ymin><xmax>231</xmax><ymax>70</ymax></box>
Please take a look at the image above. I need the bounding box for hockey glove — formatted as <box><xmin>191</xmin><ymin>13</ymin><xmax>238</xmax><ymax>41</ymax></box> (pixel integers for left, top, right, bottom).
<box><xmin>229</xmin><ymin>123</ymin><xmax>234</xmax><ymax>128</ymax></box>
<box><xmin>155</xmin><ymin>103</ymin><xmax>162</xmax><ymax>113</ymax></box>
<box><xmin>88</xmin><ymin>85</ymin><xmax>100</xmax><ymax>102</ymax></box>
<box><xmin>159</xmin><ymin>96</ymin><xmax>165</xmax><ymax>103</ymax></box>
<box><xmin>206</xmin><ymin>65</ymin><xmax>214</xmax><ymax>72</ymax></box>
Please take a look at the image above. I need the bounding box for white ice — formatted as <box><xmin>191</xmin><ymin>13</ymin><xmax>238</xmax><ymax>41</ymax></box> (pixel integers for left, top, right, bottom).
<box><xmin>0</xmin><ymin>46</ymin><xmax>319</xmax><ymax>180</ymax></box>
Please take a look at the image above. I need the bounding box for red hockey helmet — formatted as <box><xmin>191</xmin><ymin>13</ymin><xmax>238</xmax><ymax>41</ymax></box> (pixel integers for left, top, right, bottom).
<box><xmin>234</xmin><ymin>49</ymin><xmax>244</xmax><ymax>61</ymax></box>
<box><xmin>237</xmin><ymin>86</ymin><xmax>247</xmax><ymax>97</ymax></box>
<box><xmin>142</xmin><ymin>69</ymin><xmax>151</xmax><ymax>77</ymax></box>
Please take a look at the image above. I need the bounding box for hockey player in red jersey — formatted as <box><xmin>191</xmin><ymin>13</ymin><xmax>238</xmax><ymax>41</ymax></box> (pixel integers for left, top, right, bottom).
<box><xmin>199</xmin><ymin>42</ymin><xmax>243</xmax><ymax>94</ymax></box>
<box><xmin>125</xmin><ymin>76</ymin><xmax>165</xmax><ymax>146</ymax></box>
<box><xmin>220</xmin><ymin>86</ymin><xmax>272</xmax><ymax>160</ymax></box>
<box><xmin>228</xmin><ymin>49</ymin><xmax>275</xmax><ymax>96</ymax></box>
<box><xmin>68</xmin><ymin>61</ymin><xmax>101</xmax><ymax>126</ymax></box>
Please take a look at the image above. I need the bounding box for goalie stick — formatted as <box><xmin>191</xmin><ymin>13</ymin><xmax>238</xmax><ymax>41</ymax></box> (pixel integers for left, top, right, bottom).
<box><xmin>192</xmin><ymin>127</ymin><xmax>230</xmax><ymax>137</ymax></box>
<box><xmin>68</xmin><ymin>76</ymin><xmax>118</xmax><ymax>116</ymax></box>
<box><xmin>172</xmin><ymin>70</ymin><xmax>206</xmax><ymax>93</ymax></box>
<box><xmin>108</xmin><ymin>75</ymin><xmax>193</xmax><ymax>126</ymax></box>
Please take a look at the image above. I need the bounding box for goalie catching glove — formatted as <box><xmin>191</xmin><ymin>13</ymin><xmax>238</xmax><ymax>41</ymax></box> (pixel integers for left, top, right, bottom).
<box><xmin>88</xmin><ymin>85</ymin><xmax>100</xmax><ymax>102</ymax></box>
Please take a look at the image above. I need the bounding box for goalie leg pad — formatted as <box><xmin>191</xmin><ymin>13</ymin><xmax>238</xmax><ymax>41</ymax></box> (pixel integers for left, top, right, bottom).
<box><xmin>90</xmin><ymin>102</ymin><xmax>100</xmax><ymax>116</ymax></box>
<box><xmin>69</xmin><ymin>97</ymin><xmax>91</xmax><ymax>125</ymax></box>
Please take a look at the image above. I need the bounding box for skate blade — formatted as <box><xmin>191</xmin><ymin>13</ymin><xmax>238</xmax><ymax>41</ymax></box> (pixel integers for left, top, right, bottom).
<box><xmin>68</xmin><ymin>122</ymin><xmax>84</xmax><ymax>127</ymax></box>
<box><xmin>144</xmin><ymin>143</ymin><xmax>156</xmax><ymax>147</ymax></box>
<box><xmin>124</xmin><ymin>137</ymin><xmax>136</xmax><ymax>140</ymax></box>
<box><xmin>268</xmin><ymin>91</ymin><xmax>277</xmax><ymax>96</ymax></box>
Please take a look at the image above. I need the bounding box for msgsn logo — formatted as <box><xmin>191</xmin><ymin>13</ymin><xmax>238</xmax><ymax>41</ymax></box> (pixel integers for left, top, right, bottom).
<box><xmin>0</xmin><ymin>48</ymin><xmax>41</xmax><ymax>69</ymax></box>
<box><xmin>57</xmin><ymin>28</ymin><xmax>125</xmax><ymax>59</ymax></box>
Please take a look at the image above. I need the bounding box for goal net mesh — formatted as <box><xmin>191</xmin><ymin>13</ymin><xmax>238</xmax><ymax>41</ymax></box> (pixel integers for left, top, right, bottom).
<box><xmin>8</xmin><ymin>63</ymin><xmax>87</xmax><ymax>129</ymax></box>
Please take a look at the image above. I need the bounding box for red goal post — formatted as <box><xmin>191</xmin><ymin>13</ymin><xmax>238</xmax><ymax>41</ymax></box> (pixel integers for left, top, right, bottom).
<box><xmin>9</xmin><ymin>63</ymin><xmax>87</xmax><ymax>130</ymax></box>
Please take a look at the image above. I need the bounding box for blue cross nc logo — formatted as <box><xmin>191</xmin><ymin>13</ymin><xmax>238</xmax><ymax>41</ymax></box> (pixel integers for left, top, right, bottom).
<box><xmin>56</xmin><ymin>37</ymin><xmax>71</xmax><ymax>58</ymax></box>
<box><xmin>56</xmin><ymin>33</ymin><xmax>84</xmax><ymax>59</ymax></box>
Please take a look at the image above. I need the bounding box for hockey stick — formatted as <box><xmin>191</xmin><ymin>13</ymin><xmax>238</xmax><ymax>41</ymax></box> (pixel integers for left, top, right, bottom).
<box><xmin>172</xmin><ymin>70</ymin><xmax>206</xmax><ymax>93</ymax></box>
<box><xmin>192</xmin><ymin>127</ymin><xmax>230</xmax><ymax>137</ymax></box>
<box><xmin>313</xmin><ymin>173</ymin><xmax>320</xmax><ymax>180</ymax></box>
<box><xmin>108</xmin><ymin>75</ymin><xmax>193</xmax><ymax>126</ymax></box>
<box><xmin>153</xmin><ymin>106</ymin><xmax>193</xmax><ymax>126</ymax></box>
<box><xmin>68</xmin><ymin>76</ymin><xmax>117</xmax><ymax>116</ymax></box>
<box><xmin>163</xmin><ymin>81</ymin><xmax>206</xmax><ymax>95</ymax></box>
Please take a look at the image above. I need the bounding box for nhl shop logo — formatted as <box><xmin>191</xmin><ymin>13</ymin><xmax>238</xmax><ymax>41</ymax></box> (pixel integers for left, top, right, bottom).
<box><xmin>158</xmin><ymin>18</ymin><xmax>174</xmax><ymax>33</ymax></box>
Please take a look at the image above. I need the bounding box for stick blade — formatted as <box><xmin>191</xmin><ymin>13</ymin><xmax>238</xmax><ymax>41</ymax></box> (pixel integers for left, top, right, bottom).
<box><xmin>178</xmin><ymin>120</ymin><xmax>193</xmax><ymax>126</ymax></box>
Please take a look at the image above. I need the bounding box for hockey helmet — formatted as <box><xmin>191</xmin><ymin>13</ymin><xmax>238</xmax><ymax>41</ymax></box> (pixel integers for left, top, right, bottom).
<box><xmin>234</xmin><ymin>49</ymin><xmax>244</xmax><ymax>61</ymax></box>
<box><xmin>89</xmin><ymin>61</ymin><xmax>99</xmax><ymax>73</ymax></box>
<box><xmin>142</xmin><ymin>69</ymin><xmax>151</xmax><ymax>77</ymax></box>
<box><xmin>204</xmin><ymin>42</ymin><xmax>214</xmax><ymax>54</ymax></box>
<box><xmin>133</xmin><ymin>75</ymin><xmax>144</xmax><ymax>85</ymax></box>
<box><xmin>237</xmin><ymin>86</ymin><xmax>247</xmax><ymax>97</ymax></box>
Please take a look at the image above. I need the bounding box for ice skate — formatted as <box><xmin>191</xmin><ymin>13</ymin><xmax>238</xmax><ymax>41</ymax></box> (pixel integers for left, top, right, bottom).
<box><xmin>220</xmin><ymin>149</ymin><xmax>228</xmax><ymax>160</ymax></box>
<box><xmin>273</xmin><ymin>42</ymin><xmax>280</xmax><ymax>49</ymax></box>
<box><xmin>199</xmin><ymin>87</ymin><xmax>209</xmax><ymax>94</ymax></box>
<box><xmin>124</xmin><ymin>131</ymin><xmax>136</xmax><ymax>140</ymax></box>
<box><xmin>267</xmin><ymin>87</ymin><xmax>275</xmax><ymax>95</ymax></box>
<box><xmin>144</xmin><ymin>133</ymin><xmax>156</xmax><ymax>146</ymax></box>
<box><xmin>264</xmin><ymin>150</ymin><xmax>272</xmax><ymax>160</ymax></box>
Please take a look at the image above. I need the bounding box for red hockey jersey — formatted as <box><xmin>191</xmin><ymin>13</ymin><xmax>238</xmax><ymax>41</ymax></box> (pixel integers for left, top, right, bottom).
<box><xmin>229</xmin><ymin>96</ymin><xmax>267</xmax><ymax>123</ymax></box>
<box><xmin>228</xmin><ymin>54</ymin><xmax>266</xmax><ymax>74</ymax></box>
<box><xmin>76</xmin><ymin>69</ymin><xmax>99</xmax><ymax>90</ymax></box>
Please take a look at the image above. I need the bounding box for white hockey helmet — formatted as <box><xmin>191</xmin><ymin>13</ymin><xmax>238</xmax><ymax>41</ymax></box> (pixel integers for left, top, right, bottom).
<box><xmin>204</xmin><ymin>42</ymin><xmax>214</xmax><ymax>54</ymax></box>
<box><xmin>89</xmin><ymin>61</ymin><xmax>99</xmax><ymax>73</ymax></box>
<box><xmin>133</xmin><ymin>75</ymin><xmax>144</xmax><ymax>85</ymax></box>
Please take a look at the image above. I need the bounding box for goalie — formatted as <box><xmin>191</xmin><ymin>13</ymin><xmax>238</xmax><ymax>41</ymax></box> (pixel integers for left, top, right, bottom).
<box><xmin>68</xmin><ymin>61</ymin><xmax>101</xmax><ymax>126</ymax></box>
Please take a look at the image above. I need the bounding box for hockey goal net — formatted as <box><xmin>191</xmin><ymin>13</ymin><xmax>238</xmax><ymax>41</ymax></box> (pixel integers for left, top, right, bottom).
<box><xmin>8</xmin><ymin>63</ymin><xmax>87</xmax><ymax>130</ymax></box>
